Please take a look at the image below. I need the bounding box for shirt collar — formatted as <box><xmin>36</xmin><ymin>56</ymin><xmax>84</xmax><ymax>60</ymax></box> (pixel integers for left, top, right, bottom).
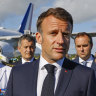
<box><xmin>79</xmin><ymin>55</ymin><xmax>94</xmax><ymax>64</ymax></box>
<box><xmin>39</xmin><ymin>55</ymin><xmax>65</xmax><ymax>70</ymax></box>
<box><xmin>22</xmin><ymin>57</ymin><xmax>34</xmax><ymax>64</ymax></box>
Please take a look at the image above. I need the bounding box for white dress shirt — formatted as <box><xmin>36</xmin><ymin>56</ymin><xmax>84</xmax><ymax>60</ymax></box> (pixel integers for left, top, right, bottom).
<box><xmin>79</xmin><ymin>55</ymin><xmax>94</xmax><ymax>68</ymax></box>
<box><xmin>37</xmin><ymin>55</ymin><xmax>64</xmax><ymax>96</ymax></box>
<box><xmin>22</xmin><ymin>57</ymin><xmax>34</xmax><ymax>64</ymax></box>
<box><xmin>0</xmin><ymin>63</ymin><xmax>12</xmax><ymax>89</ymax></box>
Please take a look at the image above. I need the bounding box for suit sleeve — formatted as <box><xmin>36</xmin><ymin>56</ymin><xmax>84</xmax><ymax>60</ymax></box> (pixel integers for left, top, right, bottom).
<box><xmin>87</xmin><ymin>69</ymin><xmax>96</xmax><ymax>96</ymax></box>
<box><xmin>4</xmin><ymin>67</ymin><xmax>14</xmax><ymax>96</ymax></box>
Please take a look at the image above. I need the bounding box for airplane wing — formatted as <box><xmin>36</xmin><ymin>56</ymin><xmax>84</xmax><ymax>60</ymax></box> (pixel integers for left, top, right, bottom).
<box><xmin>0</xmin><ymin>36</ymin><xmax>21</xmax><ymax>40</ymax></box>
<box><xmin>0</xmin><ymin>29</ymin><xmax>22</xmax><ymax>40</ymax></box>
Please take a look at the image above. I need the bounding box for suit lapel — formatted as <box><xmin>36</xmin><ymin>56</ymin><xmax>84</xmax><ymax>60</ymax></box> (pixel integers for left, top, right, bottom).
<box><xmin>73</xmin><ymin>57</ymin><xmax>79</xmax><ymax>63</ymax></box>
<box><xmin>91</xmin><ymin>56</ymin><xmax>96</xmax><ymax>70</ymax></box>
<box><xmin>30</xmin><ymin>59</ymin><xmax>39</xmax><ymax>96</ymax></box>
<box><xmin>91</xmin><ymin>58</ymin><xmax>96</xmax><ymax>78</ymax></box>
<box><xmin>55</xmin><ymin>58</ymin><xmax>74</xmax><ymax>96</ymax></box>
<box><xmin>19</xmin><ymin>59</ymin><xmax>39</xmax><ymax>96</ymax></box>
<box><xmin>91</xmin><ymin>60</ymin><xmax>96</xmax><ymax>70</ymax></box>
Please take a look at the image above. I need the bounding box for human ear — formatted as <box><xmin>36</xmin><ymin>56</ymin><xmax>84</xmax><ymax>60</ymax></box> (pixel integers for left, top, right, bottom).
<box><xmin>36</xmin><ymin>32</ymin><xmax>42</xmax><ymax>44</ymax></box>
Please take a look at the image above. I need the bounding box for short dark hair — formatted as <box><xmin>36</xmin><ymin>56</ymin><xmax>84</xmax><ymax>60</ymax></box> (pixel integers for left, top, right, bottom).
<box><xmin>37</xmin><ymin>7</ymin><xmax>73</xmax><ymax>33</ymax></box>
<box><xmin>18</xmin><ymin>34</ymin><xmax>36</xmax><ymax>47</ymax></box>
<box><xmin>74</xmin><ymin>32</ymin><xmax>93</xmax><ymax>45</ymax></box>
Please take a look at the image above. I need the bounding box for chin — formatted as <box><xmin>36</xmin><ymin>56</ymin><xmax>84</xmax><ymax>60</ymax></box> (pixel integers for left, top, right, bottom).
<box><xmin>54</xmin><ymin>55</ymin><xmax>64</xmax><ymax>60</ymax></box>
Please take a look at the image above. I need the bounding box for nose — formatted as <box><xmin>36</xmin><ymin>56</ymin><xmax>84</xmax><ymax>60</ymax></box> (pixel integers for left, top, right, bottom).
<box><xmin>80</xmin><ymin>46</ymin><xmax>84</xmax><ymax>51</ymax></box>
<box><xmin>57</xmin><ymin>33</ymin><xmax>64</xmax><ymax>44</ymax></box>
<box><xmin>27</xmin><ymin>47</ymin><xmax>31</xmax><ymax>51</ymax></box>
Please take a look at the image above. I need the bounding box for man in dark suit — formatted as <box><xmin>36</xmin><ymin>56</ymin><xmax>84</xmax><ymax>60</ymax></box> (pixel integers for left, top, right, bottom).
<box><xmin>5</xmin><ymin>7</ymin><xmax>96</xmax><ymax>96</ymax></box>
<box><xmin>13</xmin><ymin>34</ymin><xmax>36</xmax><ymax>65</ymax></box>
<box><xmin>73</xmin><ymin>32</ymin><xmax>96</xmax><ymax>77</ymax></box>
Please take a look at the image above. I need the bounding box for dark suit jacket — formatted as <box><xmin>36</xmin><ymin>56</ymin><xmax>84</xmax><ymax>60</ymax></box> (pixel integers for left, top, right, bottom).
<box><xmin>5</xmin><ymin>58</ymin><xmax>96</xmax><ymax>96</ymax></box>
<box><xmin>73</xmin><ymin>55</ymin><xmax>96</xmax><ymax>78</ymax></box>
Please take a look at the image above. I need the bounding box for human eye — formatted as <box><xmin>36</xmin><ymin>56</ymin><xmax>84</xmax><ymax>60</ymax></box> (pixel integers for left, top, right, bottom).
<box><xmin>24</xmin><ymin>46</ymin><xmax>27</xmax><ymax>49</ymax></box>
<box><xmin>76</xmin><ymin>45</ymin><xmax>81</xmax><ymax>48</ymax></box>
<box><xmin>50</xmin><ymin>31</ymin><xmax>57</xmax><ymax>36</ymax></box>
<box><xmin>83</xmin><ymin>44</ymin><xmax>88</xmax><ymax>47</ymax></box>
<box><xmin>30</xmin><ymin>46</ymin><xmax>34</xmax><ymax>49</ymax></box>
<box><xmin>62</xmin><ymin>32</ymin><xmax>70</xmax><ymax>38</ymax></box>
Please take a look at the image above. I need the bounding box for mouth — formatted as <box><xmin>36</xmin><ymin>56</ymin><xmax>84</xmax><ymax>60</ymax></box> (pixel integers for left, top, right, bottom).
<box><xmin>54</xmin><ymin>48</ymin><xmax>65</xmax><ymax>52</ymax></box>
<box><xmin>26</xmin><ymin>53</ymin><xmax>32</xmax><ymax>56</ymax></box>
<box><xmin>80</xmin><ymin>53</ymin><xmax>85</xmax><ymax>56</ymax></box>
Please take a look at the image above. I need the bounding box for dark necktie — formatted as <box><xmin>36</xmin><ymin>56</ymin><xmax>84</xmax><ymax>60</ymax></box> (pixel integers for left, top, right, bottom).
<box><xmin>82</xmin><ymin>61</ymin><xmax>87</xmax><ymax>66</ymax></box>
<box><xmin>41</xmin><ymin>64</ymin><xmax>55</xmax><ymax>96</ymax></box>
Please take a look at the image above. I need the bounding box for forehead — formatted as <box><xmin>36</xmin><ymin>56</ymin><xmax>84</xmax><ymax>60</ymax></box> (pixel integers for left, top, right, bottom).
<box><xmin>75</xmin><ymin>35</ymin><xmax>90</xmax><ymax>44</ymax></box>
<box><xmin>41</xmin><ymin>15</ymin><xmax>72</xmax><ymax>31</ymax></box>
<box><xmin>21</xmin><ymin>39</ymin><xmax>33</xmax><ymax>44</ymax></box>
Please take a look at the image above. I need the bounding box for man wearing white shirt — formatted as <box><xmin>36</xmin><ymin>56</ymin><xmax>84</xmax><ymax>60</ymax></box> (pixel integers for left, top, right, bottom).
<box><xmin>5</xmin><ymin>8</ymin><xmax>96</xmax><ymax>96</ymax></box>
<box><xmin>37</xmin><ymin>55</ymin><xmax>64</xmax><ymax>96</ymax></box>
<box><xmin>13</xmin><ymin>34</ymin><xmax>36</xmax><ymax>66</ymax></box>
<box><xmin>73</xmin><ymin>32</ymin><xmax>96</xmax><ymax>77</ymax></box>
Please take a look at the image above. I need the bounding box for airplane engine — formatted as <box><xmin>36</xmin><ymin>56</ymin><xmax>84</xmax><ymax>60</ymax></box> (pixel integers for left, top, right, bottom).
<box><xmin>0</xmin><ymin>41</ymin><xmax>14</xmax><ymax>60</ymax></box>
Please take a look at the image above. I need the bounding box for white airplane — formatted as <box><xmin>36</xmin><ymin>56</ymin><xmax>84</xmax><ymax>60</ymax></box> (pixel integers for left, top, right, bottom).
<box><xmin>0</xmin><ymin>3</ymin><xmax>33</xmax><ymax>60</ymax></box>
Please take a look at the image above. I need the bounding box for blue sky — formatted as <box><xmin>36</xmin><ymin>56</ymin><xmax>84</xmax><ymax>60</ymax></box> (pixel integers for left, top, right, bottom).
<box><xmin>0</xmin><ymin>0</ymin><xmax>96</xmax><ymax>54</ymax></box>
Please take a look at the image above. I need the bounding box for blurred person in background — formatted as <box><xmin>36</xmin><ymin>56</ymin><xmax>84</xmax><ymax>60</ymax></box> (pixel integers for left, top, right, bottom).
<box><xmin>73</xmin><ymin>32</ymin><xmax>96</xmax><ymax>77</ymax></box>
<box><xmin>13</xmin><ymin>34</ymin><xmax>36</xmax><ymax>65</ymax></box>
